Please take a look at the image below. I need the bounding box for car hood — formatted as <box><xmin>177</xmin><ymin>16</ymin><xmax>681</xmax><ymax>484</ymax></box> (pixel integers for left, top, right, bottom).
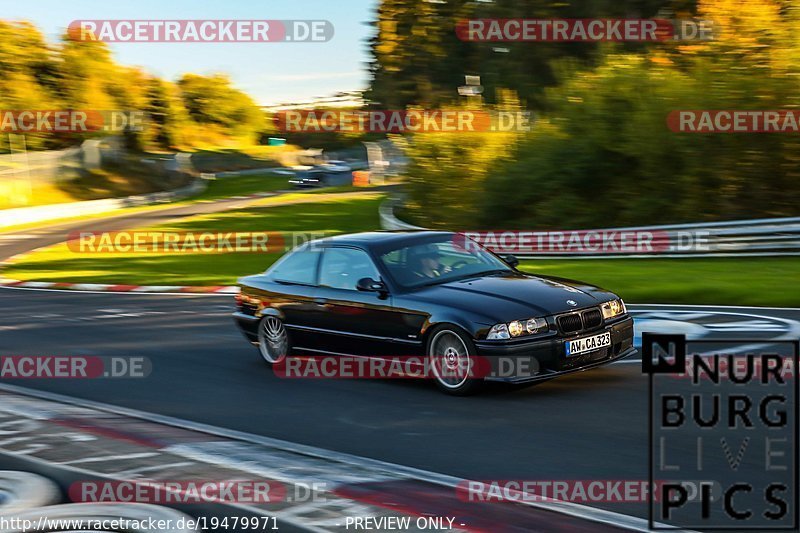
<box><xmin>411</xmin><ymin>272</ymin><xmax>617</xmax><ymax>323</ymax></box>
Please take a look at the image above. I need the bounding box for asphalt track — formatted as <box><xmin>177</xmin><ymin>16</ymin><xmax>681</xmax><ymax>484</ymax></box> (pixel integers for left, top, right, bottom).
<box><xmin>0</xmin><ymin>193</ymin><xmax>798</xmax><ymax>529</ymax></box>
<box><xmin>1</xmin><ymin>288</ymin><xmax>798</xmax><ymax>522</ymax></box>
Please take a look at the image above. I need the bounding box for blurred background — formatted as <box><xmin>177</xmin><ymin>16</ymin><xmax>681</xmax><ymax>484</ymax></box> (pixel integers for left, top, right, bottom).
<box><xmin>0</xmin><ymin>0</ymin><xmax>797</xmax><ymax>224</ymax></box>
<box><xmin>1</xmin><ymin>4</ymin><xmax>799</xmax><ymax>529</ymax></box>
<box><xmin>1</xmin><ymin>0</ymin><xmax>799</xmax><ymax>306</ymax></box>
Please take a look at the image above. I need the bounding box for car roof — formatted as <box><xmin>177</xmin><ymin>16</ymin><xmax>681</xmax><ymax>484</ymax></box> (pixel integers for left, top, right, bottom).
<box><xmin>309</xmin><ymin>231</ymin><xmax>455</xmax><ymax>249</ymax></box>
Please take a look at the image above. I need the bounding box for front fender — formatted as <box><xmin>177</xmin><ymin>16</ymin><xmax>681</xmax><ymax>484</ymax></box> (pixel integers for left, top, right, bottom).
<box><xmin>421</xmin><ymin>310</ymin><xmax>489</xmax><ymax>342</ymax></box>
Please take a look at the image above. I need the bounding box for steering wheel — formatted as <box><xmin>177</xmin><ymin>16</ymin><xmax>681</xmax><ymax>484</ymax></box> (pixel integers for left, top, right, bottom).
<box><xmin>449</xmin><ymin>260</ymin><xmax>469</xmax><ymax>271</ymax></box>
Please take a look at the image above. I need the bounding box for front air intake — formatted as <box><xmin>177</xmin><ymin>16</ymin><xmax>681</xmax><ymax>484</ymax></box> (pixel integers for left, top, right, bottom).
<box><xmin>582</xmin><ymin>308</ymin><xmax>603</xmax><ymax>329</ymax></box>
<box><xmin>557</xmin><ymin>313</ymin><xmax>583</xmax><ymax>334</ymax></box>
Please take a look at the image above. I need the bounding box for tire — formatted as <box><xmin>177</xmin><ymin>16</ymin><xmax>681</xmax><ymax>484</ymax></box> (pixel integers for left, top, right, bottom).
<box><xmin>0</xmin><ymin>471</ymin><xmax>60</xmax><ymax>515</ymax></box>
<box><xmin>426</xmin><ymin>325</ymin><xmax>483</xmax><ymax>396</ymax></box>
<box><xmin>257</xmin><ymin>315</ymin><xmax>291</xmax><ymax>365</ymax></box>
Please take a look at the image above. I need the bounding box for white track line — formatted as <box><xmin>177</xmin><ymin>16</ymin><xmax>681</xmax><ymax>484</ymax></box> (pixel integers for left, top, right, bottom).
<box><xmin>0</xmin><ymin>383</ymin><xmax>694</xmax><ymax>532</ymax></box>
<box><xmin>0</xmin><ymin>445</ymin><xmax>329</xmax><ymax>533</ymax></box>
<box><xmin>629</xmin><ymin>303</ymin><xmax>800</xmax><ymax>311</ymax></box>
<box><xmin>1</xmin><ymin>285</ymin><xmax>798</xmax><ymax>313</ymax></box>
<box><xmin>0</xmin><ymin>286</ymin><xmax>223</xmax><ymax>296</ymax></box>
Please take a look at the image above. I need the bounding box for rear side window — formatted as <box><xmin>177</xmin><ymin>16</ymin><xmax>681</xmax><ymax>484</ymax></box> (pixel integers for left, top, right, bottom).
<box><xmin>319</xmin><ymin>247</ymin><xmax>380</xmax><ymax>290</ymax></box>
<box><xmin>267</xmin><ymin>248</ymin><xmax>320</xmax><ymax>285</ymax></box>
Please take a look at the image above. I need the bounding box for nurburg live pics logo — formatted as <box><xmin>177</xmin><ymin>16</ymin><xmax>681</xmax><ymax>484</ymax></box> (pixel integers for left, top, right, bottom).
<box><xmin>643</xmin><ymin>333</ymin><xmax>799</xmax><ymax>530</ymax></box>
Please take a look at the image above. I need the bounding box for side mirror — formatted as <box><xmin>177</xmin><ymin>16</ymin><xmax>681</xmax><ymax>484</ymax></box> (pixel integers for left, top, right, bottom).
<box><xmin>357</xmin><ymin>277</ymin><xmax>386</xmax><ymax>292</ymax></box>
<box><xmin>504</xmin><ymin>254</ymin><xmax>519</xmax><ymax>268</ymax></box>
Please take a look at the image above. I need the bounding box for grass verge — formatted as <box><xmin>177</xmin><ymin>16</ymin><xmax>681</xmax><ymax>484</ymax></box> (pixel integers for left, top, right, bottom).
<box><xmin>3</xmin><ymin>192</ymin><xmax>385</xmax><ymax>286</ymax></box>
<box><xmin>190</xmin><ymin>172</ymin><xmax>289</xmax><ymax>202</ymax></box>
<box><xmin>4</xmin><ymin>198</ymin><xmax>797</xmax><ymax>307</ymax></box>
<box><xmin>518</xmin><ymin>257</ymin><xmax>800</xmax><ymax>307</ymax></box>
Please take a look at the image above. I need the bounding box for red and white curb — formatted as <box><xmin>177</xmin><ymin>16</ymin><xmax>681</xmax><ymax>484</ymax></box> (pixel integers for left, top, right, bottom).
<box><xmin>0</xmin><ymin>384</ymin><xmax>678</xmax><ymax>532</ymax></box>
<box><xmin>0</xmin><ymin>277</ymin><xmax>239</xmax><ymax>294</ymax></box>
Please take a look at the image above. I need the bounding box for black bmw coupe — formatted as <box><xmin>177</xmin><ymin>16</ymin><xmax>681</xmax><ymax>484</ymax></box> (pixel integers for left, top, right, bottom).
<box><xmin>234</xmin><ymin>231</ymin><xmax>636</xmax><ymax>395</ymax></box>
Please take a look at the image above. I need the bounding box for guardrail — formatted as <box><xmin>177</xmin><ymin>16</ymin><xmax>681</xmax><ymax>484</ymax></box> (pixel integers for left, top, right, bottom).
<box><xmin>379</xmin><ymin>198</ymin><xmax>800</xmax><ymax>258</ymax></box>
<box><xmin>378</xmin><ymin>197</ymin><xmax>422</xmax><ymax>231</ymax></box>
<box><xmin>0</xmin><ymin>178</ymin><xmax>208</xmax><ymax>229</ymax></box>
<box><xmin>0</xmin><ymin>148</ymin><xmax>210</xmax><ymax>228</ymax></box>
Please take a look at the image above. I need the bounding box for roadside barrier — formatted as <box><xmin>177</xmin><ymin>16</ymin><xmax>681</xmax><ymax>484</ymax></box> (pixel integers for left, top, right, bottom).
<box><xmin>379</xmin><ymin>198</ymin><xmax>800</xmax><ymax>258</ymax></box>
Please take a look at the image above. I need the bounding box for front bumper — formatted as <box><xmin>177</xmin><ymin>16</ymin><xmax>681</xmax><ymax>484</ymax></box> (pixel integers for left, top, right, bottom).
<box><xmin>473</xmin><ymin>315</ymin><xmax>635</xmax><ymax>383</ymax></box>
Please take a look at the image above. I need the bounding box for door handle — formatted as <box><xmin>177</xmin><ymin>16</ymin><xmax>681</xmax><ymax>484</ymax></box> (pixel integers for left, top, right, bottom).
<box><xmin>313</xmin><ymin>298</ymin><xmax>328</xmax><ymax>305</ymax></box>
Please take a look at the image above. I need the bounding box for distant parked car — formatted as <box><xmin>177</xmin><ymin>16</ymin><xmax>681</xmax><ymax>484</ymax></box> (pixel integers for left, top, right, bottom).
<box><xmin>319</xmin><ymin>160</ymin><xmax>352</xmax><ymax>173</ymax></box>
<box><xmin>288</xmin><ymin>162</ymin><xmax>353</xmax><ymax>188</ymax></box>
<box><xmin>288</xmin><ymin>169</ymin><xmax>329</xmax><ymax>188</ymax></box>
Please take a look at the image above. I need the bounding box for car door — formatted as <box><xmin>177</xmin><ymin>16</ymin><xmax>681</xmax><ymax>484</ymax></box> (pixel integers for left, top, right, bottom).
<box><xmin>259</xmin><ymin>246</ymin><xmax>324</xmax><ymax>350</ymax></box>
<box><xmin>314</xmin><ymin>246</ymin><xmax>407</xmax><ymax>357</ymax></box>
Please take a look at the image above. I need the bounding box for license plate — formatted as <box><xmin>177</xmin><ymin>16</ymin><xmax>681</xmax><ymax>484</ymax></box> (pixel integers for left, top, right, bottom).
<box><xmin>566</xmin><ymin>332</ymin><xmax>611</xmax><ymax>356</ymax></box>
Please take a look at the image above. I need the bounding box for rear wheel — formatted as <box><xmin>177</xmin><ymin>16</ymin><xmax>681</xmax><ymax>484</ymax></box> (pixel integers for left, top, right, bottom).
<box><xmin>257</xmin><ymin>316</ymin><xmax>290</xmax><ymax>365</ymax></box>
<box><xmin>427</xmin><ymin>326</ymin><xmax>483</xmax><ymax>396</ymax></box>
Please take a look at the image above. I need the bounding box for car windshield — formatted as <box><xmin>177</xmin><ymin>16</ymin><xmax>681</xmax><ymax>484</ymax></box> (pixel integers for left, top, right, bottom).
<box><xmin>377</xmin><ymin>235</ymin><xmax>512</xmax><ymax>289</ymax></box>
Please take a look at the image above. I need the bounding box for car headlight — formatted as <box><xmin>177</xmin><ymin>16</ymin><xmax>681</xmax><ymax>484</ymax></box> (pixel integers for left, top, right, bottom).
<box><xmin>601</xmin><ymin>299</ymin><xmax>626</xmax><ymax>319</ymax></box>
<box><xmin>526</xmin><ymin>317</ymin><xmax>547</xmax><ymax>334</ymax></box>
<box><xmin>487</xmin><ymin>323</ymin><xmax>510</xmax><ymax>340</ymax></box>
<box><xmin>487</xmin><ymin>317</ymin><xmax>548</xmax><ymax>339</ymax></box>
<box><xmin>508</xmin><ymin>320</ymin><xmax>524</xmax><ymax>337</ymax></box>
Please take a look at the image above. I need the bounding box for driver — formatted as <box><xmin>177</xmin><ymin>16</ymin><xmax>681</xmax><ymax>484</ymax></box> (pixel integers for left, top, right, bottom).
<box><xmin>412</xmin><ymin>246</ymin><xmax>451</xmax><ymax>279</ymax></box>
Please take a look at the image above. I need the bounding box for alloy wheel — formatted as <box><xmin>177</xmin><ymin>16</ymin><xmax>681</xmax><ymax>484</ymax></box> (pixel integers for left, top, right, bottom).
<box><xmin>258</xmin><ymin>316</ymin><xmax>288</xmax><ymax>364</ymax></box>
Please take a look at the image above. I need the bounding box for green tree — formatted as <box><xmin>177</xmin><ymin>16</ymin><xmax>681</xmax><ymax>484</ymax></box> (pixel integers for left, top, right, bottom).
<box><xmin>177</xmin><ymin>73</ymin><xmax>264</xmax><ymax>143</ymax></box>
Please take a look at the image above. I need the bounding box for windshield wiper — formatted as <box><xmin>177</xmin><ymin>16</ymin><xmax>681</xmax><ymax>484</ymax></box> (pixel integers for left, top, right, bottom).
<box><xmin>274</xmin><ymin>279</ymin><xmax>313</xmax><ymax>287</ymax></box>
<box><xmin>453</xmin><ymin>269</ymin><xmax>510</xmax><ymax>282</ymax></box>
<box><xmin>415</xmin><ymin>277</ymin><xmax>449</xmax><ymax>288</ymax></box>
<box><xmin>432</xmin><ymin>269</ymin><xmax>511</xmax><ymax>286</ymax></box>
<box><xmin>474</xmin><ymin>268</ymin><xmax>511</xmax><ymax>277</ymax></box>
<box><xmin>412</xmin><ymin>268</ymin><xmax>511</xmax><ymax>289</ymax></box>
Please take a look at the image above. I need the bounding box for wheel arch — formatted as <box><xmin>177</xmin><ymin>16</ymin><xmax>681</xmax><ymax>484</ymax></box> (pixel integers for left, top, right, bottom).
<box><xmin>420</xmin><ymin>312</ymin><xmax>487</xmax><ymax>346</ymax></box>
<box><xmin>258</xmin><ymin>306</ymin><xmax>286</xmax><ymax>321</ymax></box>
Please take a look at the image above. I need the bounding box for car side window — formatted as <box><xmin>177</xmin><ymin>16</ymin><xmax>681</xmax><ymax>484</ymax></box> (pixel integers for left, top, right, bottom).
<box><xmin>319</xmin><ymin>247</ymin><xmax>380</xmax><ymax>291</ymax></box>
<box><xmin>267</xmin><ymin>248</ymin><xmax>320</xmax><ymax>285</ymax></box>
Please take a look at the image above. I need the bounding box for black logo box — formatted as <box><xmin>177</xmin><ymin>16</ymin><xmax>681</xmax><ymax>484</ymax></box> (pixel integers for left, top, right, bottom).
<box><xmin>644</xmin><ymin>333</ymin><xmax>799</xmax><ymax>531</ymax></box>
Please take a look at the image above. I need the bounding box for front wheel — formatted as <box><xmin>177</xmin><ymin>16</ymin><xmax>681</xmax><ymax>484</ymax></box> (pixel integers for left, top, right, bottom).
<box><xmin>257</xmin><ymin>316</ymin><xmax>290</xmax><ymax>365</ymax></box>
<box><xmin>427</xmin><ymin>326</ymin><xmax>483</xmax><ymax>396</ymax></box>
